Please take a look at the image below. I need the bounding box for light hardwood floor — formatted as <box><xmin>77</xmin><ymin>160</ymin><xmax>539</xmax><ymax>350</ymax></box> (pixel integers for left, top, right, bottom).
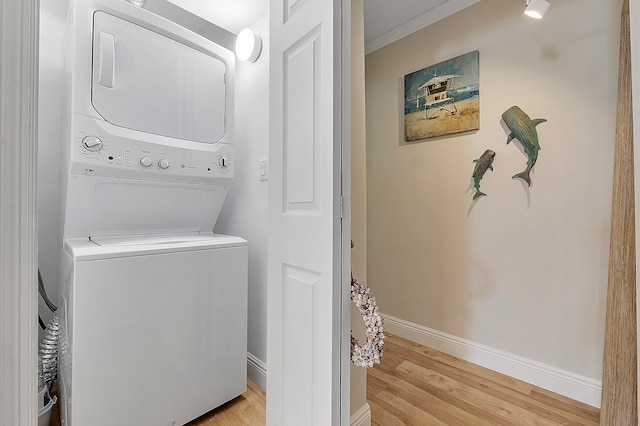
<box><xmin>368</xmin><ymin>333</ymin><xmax>601</xmax><ymax>425</ymax></box>
<box><xmin>48</xmin><ymin>380</ymin><xmax>266</xmax><ymax>426</ymax></box>
<box><xmin>49</xmin><ymin>334</ymin><xmax>599</xmax><ymax>425</ymax></box>
<box><xmin>187</xmin><ymin>380</ymin><xmax>266</xmax><ymax>425</ymax></box>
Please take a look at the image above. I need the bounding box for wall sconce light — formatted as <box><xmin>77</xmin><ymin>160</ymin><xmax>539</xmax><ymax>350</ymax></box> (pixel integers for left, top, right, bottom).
<box><xmin>524</xmin><ymin>0</ymin><xmax>550</xmax><ymax>19</ymax></box>
<box><xmin>235</xmin><ymin>28</ymin><xmax>262</xmax><ymax>62</ymax></box>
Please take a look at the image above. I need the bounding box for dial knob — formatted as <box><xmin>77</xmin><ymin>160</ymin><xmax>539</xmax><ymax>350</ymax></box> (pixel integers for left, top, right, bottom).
<box><xmin>82</xmin><ymin>136</ymin><xmax>103</xmax><ymax>152</ymax></box>
<box><xmin>158</xmin><ymin>159</ymin><xmax>170</xmax><ymax>169</ymax></box>
<box><xmin>140</xmin><ymin>156</ymin><xmax>153</xmax><ymax>167</ymax></box>
<box><xmin>218</xmin><ymin>156</ymin><xmax>230</xmax><ymax>168</ymax></box>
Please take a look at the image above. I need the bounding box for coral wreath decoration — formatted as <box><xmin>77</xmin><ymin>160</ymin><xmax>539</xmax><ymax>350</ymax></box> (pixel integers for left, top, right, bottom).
<box><xmin>350</xmin><ymin>276</ymin><xmax>385</xmax><ymax>368</ymax></box>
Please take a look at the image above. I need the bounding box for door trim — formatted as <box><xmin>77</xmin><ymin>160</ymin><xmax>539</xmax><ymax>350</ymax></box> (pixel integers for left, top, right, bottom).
<box><xmin>0</xmin><ymin>0</ymin><xmax>40</xmax><ymax>424</ymax></box>
<box><xmin>340</xmin><ymin>0</ymin><xmax>352</xmax><ymax>423</ymax></box>
<box><xmin>629</xmin><ymin>0</ymin><xmax>640</xmax><ymax>416</ymax></box>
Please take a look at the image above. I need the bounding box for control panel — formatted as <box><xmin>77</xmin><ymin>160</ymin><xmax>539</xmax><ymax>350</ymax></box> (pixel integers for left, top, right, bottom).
<box><xmin>69</xmin><ymin>116</ymin><xmax>234</xmax><ymax>184</ymax></box>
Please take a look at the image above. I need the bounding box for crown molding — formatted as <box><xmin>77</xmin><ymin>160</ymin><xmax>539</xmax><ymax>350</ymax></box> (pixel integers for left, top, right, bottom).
<box><xmin>365</xmin><ymin>0</ymin><xmax>481</xmax><ymax>55</ymax></box>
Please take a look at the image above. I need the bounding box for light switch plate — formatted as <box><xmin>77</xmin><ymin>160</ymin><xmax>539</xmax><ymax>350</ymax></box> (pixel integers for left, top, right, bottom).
<box><xmin>259</xmin><ymin>158</ymin><xmax>269</xmax><ymax>181</ymax></box>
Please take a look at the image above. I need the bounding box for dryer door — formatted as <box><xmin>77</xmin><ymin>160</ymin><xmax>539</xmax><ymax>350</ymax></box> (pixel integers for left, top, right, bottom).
<box><xmin>91</xmin><ymin>11</ymin><xmax>227</xmax><ymax>143</ymax></box>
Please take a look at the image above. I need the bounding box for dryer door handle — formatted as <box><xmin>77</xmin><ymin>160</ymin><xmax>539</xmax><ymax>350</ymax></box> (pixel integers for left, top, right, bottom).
<box><xmin>98</xmin><ymin>32</ymin><xmax>115</xmax><ymax>88</ymax></box>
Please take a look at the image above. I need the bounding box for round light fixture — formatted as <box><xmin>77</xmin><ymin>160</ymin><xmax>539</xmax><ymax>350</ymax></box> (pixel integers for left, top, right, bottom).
<box><xmin>524</xmin><ymin>0</ymin><xmax>550</xmax><ymax>19</ymax></box>
<box><xmin>235</xmin><ymin>28</ymin><xmax>262</xmax><ymax>62</ymax></box>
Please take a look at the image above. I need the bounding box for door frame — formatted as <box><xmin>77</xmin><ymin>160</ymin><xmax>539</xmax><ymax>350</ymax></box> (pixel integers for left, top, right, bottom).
<box><xmin>9</xmin><ymin>0</ymin><xmax>640</xmax><ymax>423</ymax></box>
<box><xmin>340</xmin><ymin>0</ymin><xmax>353</xmax><ymax>423</ymax></box>
<box><xmin>630</xmin><ymin>0</ymin><xmax>640</xmax><ymax>416</ymax></box>
<box><xmin>0</xmin><ymin>0</ymin><xmax>352</xmax><ymax>425</ymax></box>
<box><xmin>0</xmin><ymin>0</ymin><xmax>40</xmax><ymax>424</ymax></box>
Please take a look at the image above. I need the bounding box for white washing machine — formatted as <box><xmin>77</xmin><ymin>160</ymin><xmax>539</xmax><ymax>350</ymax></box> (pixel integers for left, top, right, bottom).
<box><xmin>57</xmin><ymin>1</ymin><xmax>248</xmax><ymax>425</ymax></box>
<box><xmin>59</xmin><ymin>234</ymin><xmax>248</xmax><ymax>426</ymax></box>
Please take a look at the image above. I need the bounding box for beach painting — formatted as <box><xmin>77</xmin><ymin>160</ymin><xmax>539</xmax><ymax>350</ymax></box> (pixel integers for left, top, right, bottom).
<box><xmin>404</xmin><ymin>50</ymin><xmax>479</xmax><ymax>142</ymax></box>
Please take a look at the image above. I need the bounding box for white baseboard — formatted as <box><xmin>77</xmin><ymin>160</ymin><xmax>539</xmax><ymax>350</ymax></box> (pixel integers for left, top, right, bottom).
<box><xmin>247</xmin><ymin>352</ymin><xmax>267</xmax><ymax>391</ymax></box>
<box><xmin>350</xmin><ymin>403</ymin><xmax>371</xmax><ymax>426</ymax></box>
<box><xmin>382</xmin><ymin>314</ymin><xmax>602</xmax><ymax>408</ymax></box>
<box><xmin>246</xmin><ymin>353</ymin><xmax>373</xmax><ymax>426</ymax></box>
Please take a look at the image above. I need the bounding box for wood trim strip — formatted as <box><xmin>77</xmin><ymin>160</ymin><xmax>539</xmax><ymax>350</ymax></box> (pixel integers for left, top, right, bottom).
<box><xmin>601</xmin><ymin>0</ymin><xmax>638</xmax><ymax>423</ymax></box>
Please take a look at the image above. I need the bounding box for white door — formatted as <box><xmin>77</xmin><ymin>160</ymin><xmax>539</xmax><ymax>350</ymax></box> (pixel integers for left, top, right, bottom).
<box><xmin>267</xmin><ymin>0</ymin><xmax>349</xmax><ymax>424</ymax></box>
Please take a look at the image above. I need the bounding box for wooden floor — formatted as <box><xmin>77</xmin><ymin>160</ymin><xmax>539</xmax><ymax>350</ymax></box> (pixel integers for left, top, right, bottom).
<box><xmin>48</xmin><ymin>380</ymin><xmax>266</xmax><ymax>426</ymax></box>
<box><xmin>368</xmin><ymin>334</ymin><xmax>601</xmax><ymax>425</ymax></box>
<box><xmin>187</xmin><ymin>380</ymin><xmax>266</xmax><ymax>425</ymax></box>
<box><xmin>49</xmin><ymin>334</ymin><xmax>600</xmax><ymax>425</ymax></box>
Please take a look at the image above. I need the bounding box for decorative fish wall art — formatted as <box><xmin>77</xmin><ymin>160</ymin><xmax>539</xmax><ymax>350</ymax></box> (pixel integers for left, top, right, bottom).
<box><xmin>502</xmin><ymin>106</ymin><xmax>547</xmax><ymax>186</ymax></box>
<box><xmin>471</xmin><ymin>149</ymin><xmax>496</xmax><ymax>200</ymax></box>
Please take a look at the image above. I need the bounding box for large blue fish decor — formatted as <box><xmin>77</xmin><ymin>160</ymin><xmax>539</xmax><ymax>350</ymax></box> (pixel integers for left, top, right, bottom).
<box><xmin>502</xmin><ymin>106</ymin><xmax>547</xmax><ymax>186</ymax></box>
<box><xmin>472</xmin><ymin>149</ymin><xmax>496</xmax><ymax>200</ymax></box>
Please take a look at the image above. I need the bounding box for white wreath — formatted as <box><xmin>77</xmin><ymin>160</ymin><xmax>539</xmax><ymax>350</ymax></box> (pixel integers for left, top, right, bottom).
<box><xmin>350</xmin><ymin>277</ymin><xmax>385</xmax><ymax>368</ymax></box>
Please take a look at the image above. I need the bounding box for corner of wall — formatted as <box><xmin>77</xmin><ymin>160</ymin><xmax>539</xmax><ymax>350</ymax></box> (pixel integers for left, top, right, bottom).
<box><xmin>247</xmin><ymin>352</ymin><xmax>267</xmax><ymax>391</ymax></box>
<box><xmin>350</xmin><ymin>402</ymin><xmax>371</xmax><ymax>426</ymax></box>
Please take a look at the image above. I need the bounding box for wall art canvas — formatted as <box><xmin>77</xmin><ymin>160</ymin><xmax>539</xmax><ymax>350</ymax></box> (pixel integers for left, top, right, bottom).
<box><xmin>404</xmin><ymin>50</ymin><xmax>479</xmax><ymax>142</ymax></box>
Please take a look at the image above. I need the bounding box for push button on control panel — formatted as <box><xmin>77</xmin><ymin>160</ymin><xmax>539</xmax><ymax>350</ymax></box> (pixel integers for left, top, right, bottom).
<box><xmin>158</xmin><ymin>159</ymin><xmax>170</xmax><ymax>169</ymax></box>
<box><xmin>139</xmin><ymin>156</ymin><xmax>153</xmax><ymax>167</ymax></box>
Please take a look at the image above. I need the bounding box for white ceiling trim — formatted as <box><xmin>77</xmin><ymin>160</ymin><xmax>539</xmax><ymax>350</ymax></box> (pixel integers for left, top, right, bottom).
<box><xmin>364</xmin><ymin>0</ymin><xmax>482</xmax><ymax>55</ymax></box>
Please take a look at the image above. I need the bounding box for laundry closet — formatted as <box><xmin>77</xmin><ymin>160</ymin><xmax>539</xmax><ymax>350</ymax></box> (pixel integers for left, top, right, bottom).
<box><xmin>37</xmin><ymin>0</ymin><xmax>270</xmax><ymax>424</ymax></box>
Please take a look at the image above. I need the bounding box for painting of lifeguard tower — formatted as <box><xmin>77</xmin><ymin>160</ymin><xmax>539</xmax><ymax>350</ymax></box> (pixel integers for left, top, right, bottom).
<box><xmin>417</xmin><ymin>75</ymin><xmax>459</xmax><ymax>119</ymax></box>
<box><xmin>404</xmin><ymin>51</ymin><xmax>479</xmax><ymax>142</ymax></box>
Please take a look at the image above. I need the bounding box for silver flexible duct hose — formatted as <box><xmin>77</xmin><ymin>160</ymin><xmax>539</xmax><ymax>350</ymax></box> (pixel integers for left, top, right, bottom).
<box><xmin>39</xmin><ymin>310</ymin><xmax>59</xmax><ymax>389</ymax></box>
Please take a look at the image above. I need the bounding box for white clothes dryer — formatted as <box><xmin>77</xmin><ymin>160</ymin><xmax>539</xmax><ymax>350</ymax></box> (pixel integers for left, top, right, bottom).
<box><xmin>59</xmin><ymin>233</ymin><xmax>248</xmax><ymax>426</ymax></box>
<box><xmin>60</xmin><ymin>0</ymin><xmax>237</xmax><ymax>241</ymax></box>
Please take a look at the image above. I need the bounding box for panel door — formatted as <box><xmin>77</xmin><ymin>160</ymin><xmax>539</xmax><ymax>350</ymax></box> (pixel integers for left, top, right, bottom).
<box><xmin>267</xmin><ymin>0</ymin><xmax>348</xmax><ymax>424</ymax></box>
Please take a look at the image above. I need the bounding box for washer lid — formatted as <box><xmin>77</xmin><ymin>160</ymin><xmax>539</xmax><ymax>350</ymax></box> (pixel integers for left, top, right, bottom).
<box><xmin>90</xmin><ymin>233</ymin><xmax>229</xmax><ymax>247</ymax></box>
<box><xmin>65</xmin><ymin>233</ymin><xmax>247</xmax><ymax>261</ymax></box>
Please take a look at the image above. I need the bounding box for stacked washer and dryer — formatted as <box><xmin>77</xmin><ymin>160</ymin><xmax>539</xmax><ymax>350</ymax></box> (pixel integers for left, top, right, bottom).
<box><xmin>57</xmin><ymin>1</ymin><xmax>248</xmax><ymax>425</ymax></box>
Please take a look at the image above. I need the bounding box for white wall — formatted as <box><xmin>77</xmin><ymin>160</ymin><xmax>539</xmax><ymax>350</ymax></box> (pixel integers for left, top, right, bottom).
<box><xmin>214</xmin><ymin>13</ymin><xmax>270</xmax><ymax>389</ymax></box>
<box><xmin>38</xmin><ymin>0</ymin><xmax>69</xmax><ymax>327</ymax></box>
<box><xmin>366</xmin><ymin>0</ymin><xmax>618</xmax><ymax>392</ymax></box>
<box><xmin>350</xmin><ymin>0</ymin><xmax>370</xmax><ymax>423</ymax></box>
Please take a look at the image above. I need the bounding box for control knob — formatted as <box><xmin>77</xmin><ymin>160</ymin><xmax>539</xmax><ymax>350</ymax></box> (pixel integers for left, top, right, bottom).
<box><xmin>139</xmin><ymin>156</ymin><xmax>153</xmax><ymax>167</ymax></box>
<box><xmin>158</xmin><ymin>159</ymin><xmax>170</xmax><ymax>169</ymax></box>
<box><xmin>82</xmin><ymin>136</ymin><xmax>103</xmax><ymax>152</ymax></box>
<box><xmin>218</xmin><ymin>156</ymin><xmax>230</xmax><ymax>168</ymax></box>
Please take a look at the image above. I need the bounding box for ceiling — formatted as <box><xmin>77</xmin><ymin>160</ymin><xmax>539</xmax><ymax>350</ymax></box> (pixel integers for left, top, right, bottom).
<box><xmin>169</xmin><ymin>0</ymin><xmax>479</xmax><ymax>52</ymax></box>
<box><xmin>170</xmin><ymin>0</ymin><xmax>268</xmax><ymax>34</ymax></box>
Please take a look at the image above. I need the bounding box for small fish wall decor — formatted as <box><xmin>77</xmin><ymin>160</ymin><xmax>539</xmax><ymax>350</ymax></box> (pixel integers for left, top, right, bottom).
<box><xmin>471</xmin><ymin>149</ymin><xmax>496</xmax><ymax>200</ymax></box>
<box><xmin>502</xmin><ymin>106</ymin><xmax>547</xmax><ymax>186</ymax></box>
